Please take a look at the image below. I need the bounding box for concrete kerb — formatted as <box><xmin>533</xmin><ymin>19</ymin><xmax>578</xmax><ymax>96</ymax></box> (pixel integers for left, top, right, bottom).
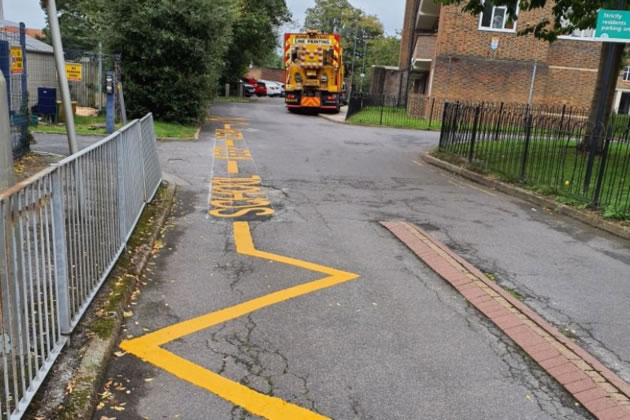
<box><xmin>28</xmin><ymin>182</ymin><xmax>177</xmax><ymax>420</ymax></box>
<box><xmin>422</xmin><ymin>153</ymin><xmax>630</xmax><ymax>241</ymax></box>
<box><xmin>381</xmin><ymin>221</ymin><xmax>630</xmax><ymax>419</ymax></box>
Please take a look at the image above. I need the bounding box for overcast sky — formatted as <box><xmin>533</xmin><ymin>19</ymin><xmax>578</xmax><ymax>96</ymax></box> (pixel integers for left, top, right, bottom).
<box><xmin>4</xmin><ymin>0</ymin><xmax>405</xmax><ymax>35</ymax></box>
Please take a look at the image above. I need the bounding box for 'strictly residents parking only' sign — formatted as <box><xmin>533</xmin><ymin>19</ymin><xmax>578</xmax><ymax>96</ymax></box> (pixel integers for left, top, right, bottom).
<box><xmin>595</xmin><ymin>9</ymin><xmax>630</xmax><ymax>42</ymax></box>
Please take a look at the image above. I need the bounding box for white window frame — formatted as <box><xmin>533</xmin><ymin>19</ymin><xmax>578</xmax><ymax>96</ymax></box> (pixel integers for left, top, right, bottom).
<box><xmin>478</xmin><ymin>1</ymin><xmax>519</xmax><ymax>33</ymax></box>
<box><xmin>623</xmin><ymin>66</ymin><xmax>630</xmax><ymax>82</ymax></box>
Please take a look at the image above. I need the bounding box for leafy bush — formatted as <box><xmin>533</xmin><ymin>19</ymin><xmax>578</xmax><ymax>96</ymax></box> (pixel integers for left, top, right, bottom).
<box><xmin>109</xmin><ymin>0</ymin><xmax>234</xmax><ymax>124</ymax></box>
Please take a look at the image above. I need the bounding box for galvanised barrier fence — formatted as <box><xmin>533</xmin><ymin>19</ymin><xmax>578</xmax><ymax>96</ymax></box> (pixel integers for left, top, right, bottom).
<box><xmin>0</xmin><ymin>113</ymin><xmax>161</xmax><ymax>418</ymax></box>
<box><xmin>0</xmin><ymin>21</ymin><xmax>30</xmax><ymax>157</ymax></box>
<box><xmin>346</xmin><ymin>94</ymin><xmax>444</xmax><ymax>130</ymax></box>
<box><xmin>439</xmin><ymin>102</ymin><xmax>630</xmax><ymax>216</ymax></box>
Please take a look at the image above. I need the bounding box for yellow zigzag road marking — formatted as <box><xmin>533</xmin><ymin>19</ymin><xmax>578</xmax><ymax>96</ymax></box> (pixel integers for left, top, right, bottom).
<box><xmin>121</xmin><ymin>221</ymin><xmax>359</xmax><ymax>419</ymax></box>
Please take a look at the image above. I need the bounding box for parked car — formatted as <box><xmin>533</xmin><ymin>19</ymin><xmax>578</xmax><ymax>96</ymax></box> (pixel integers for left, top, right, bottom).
<box><xmin>242</xmin><ymin>83</ymin><xmax>255</xmax><ymax>97</ymax></box>
<box><xmin>242</xmin><ymin>78</ymin><xmax>267</xmax><ymax>96</ymax></box>
<box><xmin>272</xmin><ymin>82</ymin><xmax>285</xmax><ymax>97</ymax></box>
<box><xmin>261</xmin><ymin>80</ymin><xmax>282</xmax><ymax>97</ymax></box>
<box><xmin>255</xmin><ymin>81</ymin><xmax>267</xmax><ymax>97</ymax></box>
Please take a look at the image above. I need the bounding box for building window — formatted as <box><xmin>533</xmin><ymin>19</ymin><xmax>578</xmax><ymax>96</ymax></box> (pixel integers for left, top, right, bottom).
<box><xmin>624</xmin><ymin>67</ymin><xmax>630</xmax><ymax>82</ymax></box>
<box><xmin>479</xmin><ymin>1</ymin><xmax>518</xmax><ymax>32</ymax></box>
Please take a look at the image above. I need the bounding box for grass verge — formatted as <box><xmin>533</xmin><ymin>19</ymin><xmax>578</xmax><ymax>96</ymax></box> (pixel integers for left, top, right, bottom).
<box><xmin>214</xmin><ymin>96</ymin><xmax>253</xmax><ymax>103</ymax></box>
<box><xmin>33</xmin><ymin>115</ymin><xmax>198</xmax><ymax>139</ymax></box>
<box><xmin>347</xmin><ymin>106</ymin><xmax>441</xmax><ymax>130</ymax></box>
<box><xmin>437</xmin><ymin>141</ymin><xmax>630</xmax><ymax>221</ymax></box>
<box><xmin>428</xmin><ymin>150</ymin><xmax>630</xmax><ymax>230</ymax></box>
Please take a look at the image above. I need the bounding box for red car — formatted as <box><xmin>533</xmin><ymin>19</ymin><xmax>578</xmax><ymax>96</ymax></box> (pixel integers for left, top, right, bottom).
<box><xmin>243</xmin><ymin>78</ymin><xmax>267</xmax><ymax>97</ymax></box>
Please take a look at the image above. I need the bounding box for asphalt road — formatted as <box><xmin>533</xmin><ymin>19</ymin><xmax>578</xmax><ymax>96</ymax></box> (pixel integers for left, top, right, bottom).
<box><xmin>86</xmin><ymin>98</ymin><xmax>630</xmax><ymax>419</ymax></box>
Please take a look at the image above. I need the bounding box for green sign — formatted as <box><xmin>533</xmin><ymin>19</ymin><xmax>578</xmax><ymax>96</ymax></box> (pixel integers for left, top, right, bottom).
<box><xmin>595</xmin><ymin>9</ymin><xmax>630</xmax><ymax>42</ymax></box>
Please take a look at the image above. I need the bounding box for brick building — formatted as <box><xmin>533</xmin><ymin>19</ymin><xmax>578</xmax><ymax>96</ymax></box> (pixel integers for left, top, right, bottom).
<box><xmin>397</xmin><ymin>0</ymin><xmax>606</xmax><ymax>110</ymax></box>
<box><xmin>243</xmin><ymin>67</ymin><xmax>284</xmax><ymax>83</ymax></box>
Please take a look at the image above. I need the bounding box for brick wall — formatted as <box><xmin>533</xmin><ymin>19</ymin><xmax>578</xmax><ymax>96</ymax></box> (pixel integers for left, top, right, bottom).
<box><xmin>414</xmin><ymin>34</ymin><xmax>437</xmax><ymax>60</ymax></box>
<box><xmin>407</xmin><ymin>94</ymin><xmax>446</xmax><ymax>120</ymax></box>
<box><xmin>243</xmin><ymin>68</ymin><xmax>284</xmax><ymax>83</ymax></box>
<box><xmin>429</xmin><ymin>4</ymin><xmax>602</xmax><ymax>106</ymax></box>
<box><xmin>370</xmin><ymin>67</ymin><xmax>405</xmax><ymax>96</ymax></box>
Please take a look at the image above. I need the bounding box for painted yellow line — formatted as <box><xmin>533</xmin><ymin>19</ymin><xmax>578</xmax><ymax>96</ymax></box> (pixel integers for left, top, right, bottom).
<box><xmin>121</xmin><ymin>221</ymin><xmax>359</xmax><ymax>419</ymax></box>
<box><xmin>227</xmin><ymin>160</ymin><xmax>239</xmax><ymax>175</ymax></box>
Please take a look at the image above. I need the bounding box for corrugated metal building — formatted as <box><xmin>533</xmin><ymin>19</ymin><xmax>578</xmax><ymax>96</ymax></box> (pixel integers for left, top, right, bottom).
<box><xmin>24</xmin><ymin>35</ymin><xmax>57</xmax><ymax>108</ymax></box>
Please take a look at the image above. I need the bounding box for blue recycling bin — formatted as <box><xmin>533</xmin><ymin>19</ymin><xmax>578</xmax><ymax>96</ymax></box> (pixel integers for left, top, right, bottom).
<box><xmin>37</xmin><ymin>87</ymin><xmax>57</xmax><ymax>117</ymax></box>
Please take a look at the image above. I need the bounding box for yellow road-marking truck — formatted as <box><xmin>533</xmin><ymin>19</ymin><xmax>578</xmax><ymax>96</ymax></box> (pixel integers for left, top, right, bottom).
<box><xmin>284</xmin><ymin>30</ymin><xmax>344</xmax><ymax>113</ymax></box>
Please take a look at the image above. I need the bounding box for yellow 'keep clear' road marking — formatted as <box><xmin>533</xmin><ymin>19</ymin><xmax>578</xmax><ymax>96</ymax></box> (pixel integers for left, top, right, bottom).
<box><xmin>120</xmin><ymin>221</ymin><xmax>359</xmax><ymax>420</ymax></box>
<box><xmin>227</xmin><ymin>160</ymin><xmax>239</xmax><ymax>174</ymax></box>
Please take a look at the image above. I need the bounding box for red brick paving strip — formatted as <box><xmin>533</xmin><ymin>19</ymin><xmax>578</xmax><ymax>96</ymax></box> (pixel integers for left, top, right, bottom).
<box><xmin>381</xmin><ymin>221</ymin><xmax>630</xmax><ymax>420</ymax></box>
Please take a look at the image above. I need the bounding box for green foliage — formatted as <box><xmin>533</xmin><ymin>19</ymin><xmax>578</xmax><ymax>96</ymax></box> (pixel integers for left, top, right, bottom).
<box><xmin>39</xmin><ymin>0</ymin><xmax>108</xmax><ymax>50</ymax></box>
<box><xmin>221</xmin><ymin>0</ymin><xmax>291</xmax><ymax>82</ymax></box>
<box><xmin>261</xmin><ymin>51</ymin><xmax>285</xmax><ymax>69</ymax></box>
<box><xmin>41</xmin><ymin>0</ymin><xmax>289</xmax><ymax>123</ymax></box>
<box><xmin>359</xmin><ymin>34</ymin><xmax>401</xmax><ymax>91</ymax></box>
<box><xmin>603</xmin><ymin>206</ymin><xmax>630</xmax><ymax>220</ymax></box>
<box><xmin>304</xmin><ymin>0</ymin><xmax>384</xmax><ymax>79</ymax></box>
<box><xmin>108</xmin><ymin>0</ymin><xmax>235</xmax><ymax>123</ymax></box>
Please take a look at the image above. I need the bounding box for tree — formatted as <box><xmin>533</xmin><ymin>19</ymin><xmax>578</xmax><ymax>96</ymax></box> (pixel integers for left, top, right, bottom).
<box><xmin>359</xmin><ymin>34</ymin><xmax>401</xmax><ymax>91</ymax></box>
<box><xmin>108</xmin><ymin>0</ymin><xmax>234</xmax><ymax>123</ymax></box>
<box><xmin>261</xmin><ymin>51</ymin><xmax>284</xmax><ymax>69</ymax></box>
<box><xmin>221</xmin><ymin>0</ymin><xmax>291</xmax><ymax>82</ymax></box>
<box><xmin>438</xmin><ymin>0</ymin><xmax>627</xmax><ymax>151</ymax></box>
<box><xmin>39</xmin><ymin>0</ymin><xmax>108</xmax><ymax>51</ymax></box>
<box><xmin>304</xmin><ymin>0</ymin><xmax>384</xmax><ymax>79</ymax></box>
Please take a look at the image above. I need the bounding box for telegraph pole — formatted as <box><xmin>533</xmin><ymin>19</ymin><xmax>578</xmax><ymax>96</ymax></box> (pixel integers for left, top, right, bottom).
<box><xmin>45</xmin><ymin>0</ymin><xmax>79</xmax><ymax>154</ymax></box>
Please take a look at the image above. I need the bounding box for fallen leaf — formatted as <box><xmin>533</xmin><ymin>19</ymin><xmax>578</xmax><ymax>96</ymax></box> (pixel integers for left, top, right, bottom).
<box><xmin>144</xmin><ymin>378</ymin><xmax>154</xmax><ymax>382</ymax></box>
<box><xmin>123</xmin><ymin>311</ymin><xmax>133</xmax><ymax>318</ymax></box>
<box><xmin>114</xmin><ymin>351</ymin><xmax>126</xmax><ymax>358</ymax></box>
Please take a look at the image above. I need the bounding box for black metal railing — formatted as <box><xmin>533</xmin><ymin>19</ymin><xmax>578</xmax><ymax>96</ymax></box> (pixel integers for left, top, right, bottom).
<box><xmin>346</xmin><ymin>94</ymin><xmax>444</xmax><ymax>130</ymax></box>
<box><xmin>439</xmin><ymin>102</ymin><xmax>630</xmax><ymax>217</ymax></box>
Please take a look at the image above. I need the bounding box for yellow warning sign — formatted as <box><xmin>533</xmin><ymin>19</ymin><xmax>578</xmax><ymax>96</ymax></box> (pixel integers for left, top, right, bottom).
<box><xmin>10</xmin><ymin>46</ymin><xmax>24</xmax><ymax>74</ymax></box>
<box><xmin>65</xmin><ymin>63</ymin><xmax>82</xmax><ymax>82</ymax></box>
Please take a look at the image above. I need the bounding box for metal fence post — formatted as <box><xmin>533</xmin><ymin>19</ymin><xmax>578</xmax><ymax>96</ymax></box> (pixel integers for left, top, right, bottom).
<box><xmin>494</xmin><ymin>102</ymin><xmax>504</xmax><ymax>142</ymax></box>
<box><xmin>118</xmin><ymin>81</ymin><xmax>128</xmax><ymax>126</ymax></box>
<box><xmin>558</xmin><ymin>103</ymin><xmax>566</xmax><ymax>132</ymax></box>
<box><xmin>428</xmin><ymin>97</ymin><xmax>435</xmax><ymax>129</ymax></box>
<box><xmin>593</xmin><ymin>125</ymin><xmax>612</xmax><ymax>207</ymax></box>
<box><xmin>0</xmin><ymin>75</ymin><xmax>14</xmax><ymax>190</ymax></box>
<box><xmin>469</xmin><ymin>105</ymin><xmax>481</xmax><ymax>163</ymax></box>
<box><xmin>19</xmin><ymin>23</ymin><xmax>28</xmax><ymax>151</ymax></box>
<box><xmin>116</xmin><ymin>134</ymin><xmax>127</xmax><ymax>242</ymax></box>
<box><xmin>439</xmin><ymin>102</ymin><xmax>449</xmax><ymax>149</ymax></box>
<box><xmin>520</xmin><ymin>114</ymin><xmax>533</xmax><ymax>181</ymax></box>
<box><xmin>379</xmin><ymin>95</ymin><xmax>385</xmax><ymax>126</ymax></box>
<box><xmin>51</xmin><ymin>168</ymin><xmax>71</xmax><ymax>334</ymax></box>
